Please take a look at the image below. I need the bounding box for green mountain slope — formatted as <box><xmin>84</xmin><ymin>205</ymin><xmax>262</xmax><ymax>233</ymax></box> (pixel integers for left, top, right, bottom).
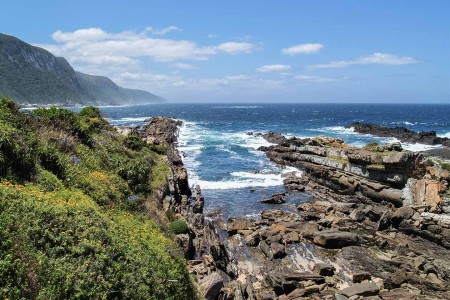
<box><xmin>76</xmin><ymin>72</ymin><xmax>164</xmax><ymax>104</ymax></box>
<box><xmin>0</xmin><ymin>34</ymin><xmax>164</xmax><ymax>105</ymax></box>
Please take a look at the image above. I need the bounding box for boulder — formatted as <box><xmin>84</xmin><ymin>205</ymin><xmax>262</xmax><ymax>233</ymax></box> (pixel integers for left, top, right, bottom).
<box><xmin>314</xmin><ymin>263</ymin><xmax>335</xmax><ymax>276</ymax></box>
<box><xmin>352</xmin><ymin>272</ymin><xmax>371</xmax><ymax>283</ymax></box>
<box><xmin>270</xmin><ymin>242</ymin><xmax>286</xmax><ymax>259</ymax></box>
<box><xmin>340</xmin><ymin>282</ymin><xmax>379</xmax><ymax>298</ymax></box>
<box><xmin>391</xmin><ymin>207</ymin><xmax>415</xmax><ymax>226</ymax></box>
<box><xmin>261</xmin><ymin>192</ymin><xmax>286</xmax><ymax>204</ymax></box>
<box><xmin>199</xmin><ymin>272</ymin><xmax>224</xmax><ymax>300</ymax></box>
<box><xmin>227</xmin><ymin>218</ymin><xmax>252</xmax><ymax>235</ymax></box>
<box><xmin>313</xmin><ymin>230</ymin><xmax>359</xmax><ymax>248</ymax></box>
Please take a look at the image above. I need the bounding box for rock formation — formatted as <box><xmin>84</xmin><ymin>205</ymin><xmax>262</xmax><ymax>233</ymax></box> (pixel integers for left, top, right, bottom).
<box><xmin>349</xmin><ymin>122</ymin><xmax>450</xmax><ymax>146</ymax></box>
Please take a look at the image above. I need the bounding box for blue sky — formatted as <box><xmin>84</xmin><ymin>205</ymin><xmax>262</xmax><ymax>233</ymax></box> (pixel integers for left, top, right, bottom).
<box><xmin>1</xmin><ymin>0</ymin><xmax>449</xmax><ymax>103</ymax></box>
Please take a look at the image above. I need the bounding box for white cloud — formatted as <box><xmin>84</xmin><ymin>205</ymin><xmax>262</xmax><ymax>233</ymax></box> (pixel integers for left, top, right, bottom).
<box><xmin>37</xmin><ymin>27</ymin><xmax>258</xmax><ymax>70</ymax></box>
<box><xmin>310</xmin><ymin>53</ymin><xmax>418</xmax><ymax>69</ymax></box>
<box><xmin>144</xmin><ymin>26</ymin><xmax>181</xmax><ymax>35</ymax></box>
<box><xmin>295</xmin><ymin>75</ymin><xmax>339</xmax><ymax>83</ymax></box>
<box><xmin>256</xmin><ymin>64</ymin><xmax>292</xmax><ymax>72</ymax></box>
<box><xmin>215</xmin><ymin>42</ymin><xmax>256</xmax><ymax>54</ymax></box>
<box><xmin>172</xmin><ymin>63</ymin><xmax>197</xmax><ymax>69</ymax></box>
<box><xmin>282</xmin><ymin>43</ymin><xmax>323</xmax><ymax>55</ymax></box>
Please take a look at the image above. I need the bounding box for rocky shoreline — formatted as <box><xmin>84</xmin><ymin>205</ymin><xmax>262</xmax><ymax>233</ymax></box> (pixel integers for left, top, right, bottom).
<box><xmin>348</xmin><ymin>122</ymin><xmax>450</xmax><ymax>146</ymax></box>
<box><xmin>122</xmin><ymin>118</ymin><xmax>450</xmax><ymax>299</ymax></box>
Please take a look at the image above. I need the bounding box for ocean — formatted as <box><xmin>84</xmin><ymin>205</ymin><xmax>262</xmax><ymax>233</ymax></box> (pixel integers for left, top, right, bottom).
<box><xmin>101</xmin><ymin>103</ymin><xmax>450</xmax><ymax>219</ymax></box>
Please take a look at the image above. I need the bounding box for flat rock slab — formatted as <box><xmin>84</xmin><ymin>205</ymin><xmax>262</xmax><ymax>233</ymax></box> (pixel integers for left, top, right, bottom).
<box><xmin>340</xmin><ymin>282</ymin><xmax>379</xmax><ymax>298</ymax></box>
<box><xmin>313</xmin><ymin>230</ymin><xmax>359</xmax><ymax>248</ymax></box>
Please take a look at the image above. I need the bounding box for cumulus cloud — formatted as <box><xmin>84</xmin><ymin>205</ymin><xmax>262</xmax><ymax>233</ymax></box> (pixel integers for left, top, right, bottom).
<box><xmin>282</xmin><ymin>43</ymin><xmax>323</xmax><ymax>55</ymax></box>
<box><xmin>309</xmin><ymin>53</ymin><xmax>418</xmax><ymax>69</ymax></box>
<box><xmin>216</xmin><ymin>42</ymin><xmax>256</xmax><ymax>54</ymax></box>
<box><xmin>144</xmin><ymin>26</ymin><xmax>181</xmax><ymax>35</ymax></box>
<box><xmin>172</xmin><ymin>63</ymin><xmax>197</xmax><ymax>69</ymax></box>
<box><xmin>37</xmin><ymin>27</ymin><xmax>258</xmax><ymax>69</ymax></box>
<box><xmin>295</xmin><ymin>75</ymin><xmax>339</xmax><ymax>83</ymax></box>
<box><xmin>256</xmin><ymin>64</ymin><xmax>292</xmax><ymax>73</ymax></box>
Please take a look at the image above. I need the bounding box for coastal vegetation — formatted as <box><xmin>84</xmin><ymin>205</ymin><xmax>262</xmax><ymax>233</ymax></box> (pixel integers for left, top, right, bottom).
<box><xmin>0</xmin><ymin>98</ymin><xmax>196</xmax><ymax>299</ymax></box>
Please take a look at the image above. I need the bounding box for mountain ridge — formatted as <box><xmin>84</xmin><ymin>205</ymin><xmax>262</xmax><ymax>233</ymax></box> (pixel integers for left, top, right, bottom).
<box><xmin>0</xmin><ymin>33</ymin><xmax>164</xmax><ymax>105</ymax></box>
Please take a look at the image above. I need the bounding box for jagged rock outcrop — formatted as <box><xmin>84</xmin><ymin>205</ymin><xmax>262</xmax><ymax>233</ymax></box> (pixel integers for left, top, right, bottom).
<box><xmin>349</xmin><ymin>122</ymin><xmax>449</xmax><ymax>145</ymax></box>
<box><xmin>139</xmin><ymin>117</ymin><xmax>232</xmax><ymax>299</ymax></box>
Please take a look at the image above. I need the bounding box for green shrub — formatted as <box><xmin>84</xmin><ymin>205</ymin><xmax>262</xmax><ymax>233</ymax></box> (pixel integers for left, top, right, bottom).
<box><xmin>149</xmin><ymin>143</ymin><xmax>167</xmax><ymax>155</ymax></box>
<box><xmin>0</xmin><ymin>120</ymin><xmax>38</xmax><ymax>181</ymax></box>
<box><xmin>79</xmin><ymin>106</ymin><xmax>102</xmax><ymax>118</ymax></box>
<box><xmin>169</xmin><ymin>220</ymin><xmax>189</xmax><ymax>234</ymax></box>
<box><xmin>33</xmin><ymin>107</ymin><xmax>78</xmax><ymax>132</ymax></box>
<box><xmin>0</xmin><ymin>183</ymin><xmax>196</xmax><ymax>299</ymax></box>
<box><xmin>441</xmin><ymin>162</ymin><xmax>450</xmax><ymax>172</ymax></box>
<box><xmin>124</xmin><ymin>135</ymin><xmax>146</xmax><ymax>151</ymax></box>
<box><xmin>425</xmin><ymin>158</ymin><xmax>435</xmax><ymax>167</ymax></box>
<box><xmin>36</xmin><ymin>169</ymin><xmax>64</xmax><ymax>191</ymax></box>
<box><xmin>123</xmin><ymin>158</ymin><xmax>152</xmax><ymax>193</ymax></box>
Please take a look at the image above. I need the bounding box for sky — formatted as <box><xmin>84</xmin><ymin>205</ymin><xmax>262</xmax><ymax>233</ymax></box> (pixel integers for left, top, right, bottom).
<box><xmin>1</xmin><ymin>0</ymin><xmax>449</xmax><ymax>103</ymax></box>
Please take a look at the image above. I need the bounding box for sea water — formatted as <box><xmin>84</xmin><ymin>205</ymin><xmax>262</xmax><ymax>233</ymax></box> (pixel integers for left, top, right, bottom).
<box><xmin>101</xmin><ymin>103</ymin><xmax>450</xmax><ymax>218</ymax></box>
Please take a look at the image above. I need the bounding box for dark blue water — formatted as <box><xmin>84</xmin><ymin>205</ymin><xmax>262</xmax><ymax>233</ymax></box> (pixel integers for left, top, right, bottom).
<box><xmin>101</xmin><ymin>103</ymin><xmax>450</xmax><ymax>218</ymax></box>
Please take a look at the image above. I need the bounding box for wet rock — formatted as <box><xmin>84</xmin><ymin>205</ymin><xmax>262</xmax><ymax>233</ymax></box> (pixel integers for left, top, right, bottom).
<box><xmin>261</xmin><ymin>192</ymin><xmax>286</xmax><ymax>204</ymax></box>
<box><xmin>350</xmin><ymin>122</ymin><xmax>448</xmax><ymax>145</ymax></box>
<box><xmin>340</xmin><ymin>282</ymin><xmax>379</xmax><ymax>298</ymax></box>
<box><xmin>199</xmin><ymin>272</ymin><xmax>224</xmax><ymax>300</ymax></box>
<box><xmin>313</xmin><ymin>230</ymin><xmax>359</xmax><ymax>248</ymax></box>
<box><xmin>227</xmin><ymin>218</ymin><xmax>252</xmax><ymax>235</ymax></box>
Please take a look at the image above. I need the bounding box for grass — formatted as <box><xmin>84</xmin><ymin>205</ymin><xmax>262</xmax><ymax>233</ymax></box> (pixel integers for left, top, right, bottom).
<box><xmin>0</xmin><ymin>97</ymin><xmax>197</xmax><ymax>299</ymax></box>
<box><xmin>326</xmin><ymin>155</ymin><xmax>349</xmax><ymax>165</ymax></box>
<box><xmin>367</xmin><ymin>163</ymin><xmax>386</xmax><ymax>171</ymax></box>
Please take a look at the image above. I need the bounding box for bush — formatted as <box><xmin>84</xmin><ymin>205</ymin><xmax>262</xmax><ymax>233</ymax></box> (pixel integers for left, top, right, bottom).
<box><xmin>79</xmin><ymin>106</ymin><xmax>102</xmax><ymax>118</ymax></box>
<box><xmin>148</xmin><ymin>144</ymin><xmax>167</xmax><ymax>155</ymax></box>
<box><xmin>441</xmin><ymin>162</ymin><xmax>450</xmax><ymax>172</ymax></box>
<box><xmin>36</xmin><ymin>169</ymin><xmax>64</xmax><ymax>192</ymax></box>
<box><xmin>124</xmin><ymin>135</ymin><xmax>146</xmax><ymax>151</ymax></box>
<box><xmin>0</xmin><ymin>120</ymin><xmax>38</xmax><ymax>181</ymax></box>
<box><xmin>169</xmin><ymin>220</ymin><xmax>189</xmax><ymax>235</ymax></box>
<box><xmin>0</xmin><ymin>183</ymin><xmax>196</xmax><ymax>299</ymax></box>
<box><xmin>123</xmin><ymin>158</ymin><xmax>152</xmax><ymax>193</ymax></box>
<box><xmin>425</xmin><ymin>158</ymin><xmax>435</xmax><ymax>167</ymax></box>
<box><xmin>33</xmin><ymin>107</ymin><xmax>78</xmax><ymax>133</ymax></box>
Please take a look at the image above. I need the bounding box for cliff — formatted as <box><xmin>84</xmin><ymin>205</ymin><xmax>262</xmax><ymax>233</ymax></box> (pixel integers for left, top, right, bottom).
<box><xmin>0</xmin><ymin>33</ymin><xmax>164</xmax><ymax>105</ymax></box>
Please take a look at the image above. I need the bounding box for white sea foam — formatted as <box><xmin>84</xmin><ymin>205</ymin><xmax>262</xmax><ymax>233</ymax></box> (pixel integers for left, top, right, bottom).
<box><xmin>401</xmin><ymin>143</ymin><xmax>442</xmax><ymax>152</ymax></box>
<box><xmin>438</xmin><ymin>132</ymin><xmax>450</xmax><ymax>138</ymax></box>
<box><xmin>213</xmin><ymin>105</ymin><xmax>262</xmax><ymax>109</ymax></box>
<box><xmin>198</xmin><ymin>166</ymin><xmax>303</xmax><ymax>190</ymax></box>
<box><xmin>310</xmin><ymin>126</ymin><xmax>358</xmax><ymax>135</ymax></box>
